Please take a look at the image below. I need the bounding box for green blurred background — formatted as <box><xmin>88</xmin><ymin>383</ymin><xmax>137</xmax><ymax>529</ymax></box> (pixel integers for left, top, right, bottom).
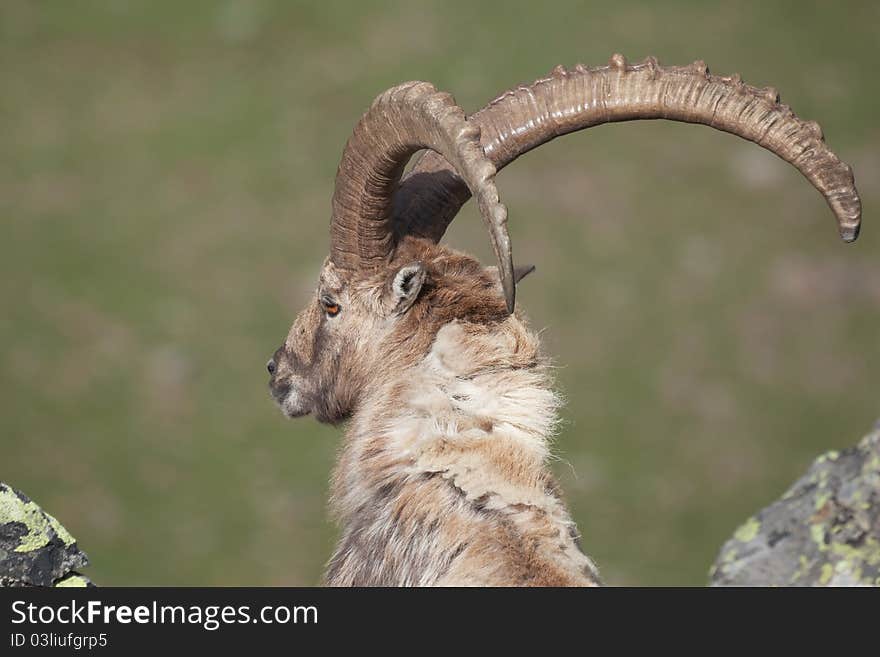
<box><xmin>1</xmin><ymin>1</ymin><xmax>877</xmax><ymax>585</ymax></box>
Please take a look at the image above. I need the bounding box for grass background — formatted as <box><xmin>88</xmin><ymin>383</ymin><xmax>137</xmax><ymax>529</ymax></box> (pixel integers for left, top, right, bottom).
<box><xmin>1</xmin><ymin>0</ymin><xmax>877</xmax><ymax>585</ymax></box>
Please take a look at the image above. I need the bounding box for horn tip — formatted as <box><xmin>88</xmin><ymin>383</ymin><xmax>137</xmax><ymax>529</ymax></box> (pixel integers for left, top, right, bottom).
<box><xmin>505</xmin><ymin>287</ymin><xmax>516</xmax><ymax>314</ymax></box>
<box><xmin>839</xmin><ymin>223</ymin><xmax>860</xmax><ymax>243</ymax></box>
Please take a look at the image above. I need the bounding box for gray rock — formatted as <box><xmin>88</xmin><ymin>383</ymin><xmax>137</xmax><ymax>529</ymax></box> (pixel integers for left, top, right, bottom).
<box><xmin>0</xmin><ymin>482</ymin><xmax>92</xmax><ymax>587</ymax></box>
<box><xmin>710</xmin><ymin>426</ymin><xmax>880</xmax><ymax>586</ymax></box>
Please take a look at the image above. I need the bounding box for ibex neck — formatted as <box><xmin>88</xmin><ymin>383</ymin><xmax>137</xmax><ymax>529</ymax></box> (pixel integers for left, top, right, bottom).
<box><xmin>325</xmin><ymin>320</ymin><xmax>600</xmax><ymax>586</ymax></box>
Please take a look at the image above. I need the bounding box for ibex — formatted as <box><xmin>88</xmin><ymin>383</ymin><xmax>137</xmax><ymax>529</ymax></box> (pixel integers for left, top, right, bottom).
<box><xmin>267</xmin><ymin>55</ymin><xmax>862</xmax><ymax>586</ymax></box>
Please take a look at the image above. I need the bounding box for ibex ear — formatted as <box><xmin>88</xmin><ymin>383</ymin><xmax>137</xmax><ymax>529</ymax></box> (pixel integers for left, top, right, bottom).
<box><xmin>487</xmin><ymin>263</ymin><xmax>536</xmax><ymax>287</ymax></box>
<box><xmin>514</xmin><ymin>264</ymin><xmax>536</xmax><ymax>284</ymax></box>
<box><xmin>390</xmin><ymin>262</ymin><xmax>426</xmax><ymax>315</ymax></box>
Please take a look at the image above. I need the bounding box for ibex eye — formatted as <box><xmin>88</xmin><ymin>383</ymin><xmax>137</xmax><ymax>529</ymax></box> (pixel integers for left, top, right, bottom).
<box><xmin>321</xmin><ymin>297</ymin><xmax>341</xmax><ymax>317</ymax></box>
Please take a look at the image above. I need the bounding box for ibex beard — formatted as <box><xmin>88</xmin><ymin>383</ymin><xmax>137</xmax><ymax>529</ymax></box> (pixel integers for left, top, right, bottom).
<box><xmin>267</xmin><ymin>55</ymin><xmax>861</xmax><ymax>586</ymax></box>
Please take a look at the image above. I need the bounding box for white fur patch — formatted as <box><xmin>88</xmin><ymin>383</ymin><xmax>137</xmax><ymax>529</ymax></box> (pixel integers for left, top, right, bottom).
<box><xmin>281</xmin><ymin>385</ymin><xmax>306</xmax><ymax>417</ymax></box>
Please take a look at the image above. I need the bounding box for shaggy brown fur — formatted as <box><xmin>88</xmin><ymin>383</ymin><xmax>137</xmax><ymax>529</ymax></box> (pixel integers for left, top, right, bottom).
<box><xmin>269</xmin><ymin>236</ymin><xmax>600</xmax><ymax>586</ymax></box>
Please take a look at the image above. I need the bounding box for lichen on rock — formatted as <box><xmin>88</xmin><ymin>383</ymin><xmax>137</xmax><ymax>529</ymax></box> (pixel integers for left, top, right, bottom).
<box><xmin>710</xmin><ymin>426</ymin><xmax>880</xmax><ymax>586</ymax></box>
<box><xmin>0</xmin><ymin>482</ymin><xmax>93</xmax><ymax>587</ymax></box>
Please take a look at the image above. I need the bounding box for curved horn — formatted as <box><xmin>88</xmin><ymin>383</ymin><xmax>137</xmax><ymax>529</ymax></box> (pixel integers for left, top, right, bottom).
<box><xmin>392</xmin><ymin>55</ymin><xmax>863</xmax><ymax>312</ymax></box>
<box><xmin>330</xmin><ymin>81</ymin><xmax>511</xmax><ymax>302</ymax></box>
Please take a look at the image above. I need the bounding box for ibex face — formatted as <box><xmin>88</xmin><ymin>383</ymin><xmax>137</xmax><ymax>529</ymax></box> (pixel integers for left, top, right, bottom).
<box><xmin>267</xmin><ymin>259</ymin><xmax>354</xmax><ymax>423</ymax></box>
<box><xmin>268</xmin><ymin>254</ymin><xmax>426</xmax><ymax>423</ymax></box>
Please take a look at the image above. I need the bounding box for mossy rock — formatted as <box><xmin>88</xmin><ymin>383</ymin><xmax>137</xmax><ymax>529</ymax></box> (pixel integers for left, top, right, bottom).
<box><xmin>710</xmin><ymin>425</ymin><xmax>880</xmax><ymax>586</ymax></box>
<box><xmin>0</xmin><ymin>482</ymin><xmax>93</xmax><ymax>587</ymax></box>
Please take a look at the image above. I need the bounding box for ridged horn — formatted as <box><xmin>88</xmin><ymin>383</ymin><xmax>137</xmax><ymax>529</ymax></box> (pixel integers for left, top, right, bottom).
<box><xmin>329</xmin><ymin>81</ymin><xmax>512</xmax><ymax>306</ymax></box>
<box><xmin>392</xmin><ymin>55</ymin><xmax>862</xmax><ymax>313</ymax></box>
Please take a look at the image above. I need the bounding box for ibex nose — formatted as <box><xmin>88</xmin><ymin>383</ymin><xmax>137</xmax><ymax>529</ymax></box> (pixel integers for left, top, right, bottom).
<box><xmin>267</xmin><ymin>359</ymin><xmax>277</xmax><ymax>375</ymax></box>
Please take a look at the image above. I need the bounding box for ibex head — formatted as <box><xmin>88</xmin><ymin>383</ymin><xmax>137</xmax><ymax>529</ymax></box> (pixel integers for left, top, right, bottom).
<box><xmin>267</xmin><ymin>237</ymin><xmax>514</xmax><ymax>424</ymax></box>
<box><xmin>268</xmin><ymin>56</ymin><xmax>862</xmax><ymax>424</ymax></box>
